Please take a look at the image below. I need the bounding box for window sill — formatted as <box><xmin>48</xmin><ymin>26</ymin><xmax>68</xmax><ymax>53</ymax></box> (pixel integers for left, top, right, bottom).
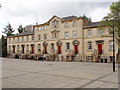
<box><xmin>109</xmin><ymin>49</ymin><xmax>113</xmax><ymax>51</ymax></box>
<box><xmin>87</xmin><ymin>49</ymin><xmax>93</xmax><ymax>51</ymax></box>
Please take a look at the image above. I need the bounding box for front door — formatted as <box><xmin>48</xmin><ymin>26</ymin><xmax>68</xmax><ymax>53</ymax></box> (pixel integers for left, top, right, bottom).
<box><xmin>98</xmin><ymin>43</ymin><xmax>102</xmax><ymax>54</ymax></box>
<box><xmin>58</xmin><ymin>46</ymin><xmax>61</xmax><ymax>54</ymax></box>
<box><xmin>44</xmin><ymin>46</ymin><xmax>47</xmax><ymax>54</ymax></box>
<box><xmin>31</xmin><ymin>45</ymin><xmax>34</xmax><ymax>54</ymax></box>
<box><xmin>74</xmin><ymin>45</ymin><xmax>78</xmax><ymax>54</ymax></box>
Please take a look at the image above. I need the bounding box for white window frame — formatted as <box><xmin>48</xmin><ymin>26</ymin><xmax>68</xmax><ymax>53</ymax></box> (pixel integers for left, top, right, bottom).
<box><xmin>64</xmin><ymin>22</ymin><xmax>69</xmax><ymax>28</ymax></box>
<box><xmin>51</xmin><ymin>43</ymin><xmax>54</xmax><ymax>50</ymax></box>
<box><xmin>109</xmin><ymin>41</ymin><xmax>113</xmax><ymax>50</ymax></box>
<box><xmin>73</xmin><ymin>31</ymin><xmax>77</xmax><ymax>38</ymax></box>
<box><xmin>98</xmin><ymin>29</ymin><xmax>102</xmax><ymax>36</ymax></box>
<box><xmin>88</xmin><ymin>42</ymin><xmax>92</xmax><ymax>50</ymax></box>
<box><xmin>32</xmin><ymin>36</ymin><xmax>34</xmax><ymax>41</ymax></box>
<box><xmin>43</xmin><ymin>26</ymin><xmax>47</xmax><ymax>30</ymax></box>
<box><xmin>65</xmin><ymin>32</ymin><xmax>69</xmax><ymax>39</ymax></box>
<box><xmin>38</xmin><ymin>35</ymin><xmax>40</xmax><ymax>40</ymax></box>
<box><xmin>38</xmin><ymin>27</ymin><xmax>41</xmax><ymax>31</ymax></box>
<box><xmin>73</xmin><ymin>21</ymin><xmax>77</xmax><ymax>26</ymax></box>
<box><xmin>44</xmin><ymin>34</ymin><xmax>47</xmax><ymax>40</ymax></box>
<box><xmin>88</xmin><ymin>30</ymin><xmax>92</xmax><ymax>37</ymax></box>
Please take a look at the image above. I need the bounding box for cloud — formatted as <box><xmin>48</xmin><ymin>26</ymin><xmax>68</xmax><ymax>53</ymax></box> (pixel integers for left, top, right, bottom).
<box><xmin>0</xmin><ymin>0</ymin><xmax>112</xmax><ymax>36</ymax></box>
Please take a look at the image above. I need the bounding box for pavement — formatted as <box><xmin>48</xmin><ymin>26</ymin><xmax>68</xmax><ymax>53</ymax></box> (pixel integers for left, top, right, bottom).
<box><xmin>1</xmin><ymin>58</ymin><xmax>119</xmax><ymax>88</ymax></box>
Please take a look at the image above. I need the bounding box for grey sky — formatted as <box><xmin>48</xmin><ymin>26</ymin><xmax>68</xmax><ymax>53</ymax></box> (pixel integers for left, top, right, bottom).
<box><xmin>0</xmin><ymin>0</ymin><xmax>115</xmax><ymax>35</ymax></box>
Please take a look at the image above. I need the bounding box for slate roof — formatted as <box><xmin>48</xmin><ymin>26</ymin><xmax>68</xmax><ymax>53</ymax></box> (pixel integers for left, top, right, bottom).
<box><xmin>62</xmin><ymin>16</ymin><xmax>78</xmax><ymax>21</ymax></box>
<box><xmin>7</xmin><ymin>31</ymin><xmax>34</xmax><ymax>38</ymax></box>
<box><xmin>84</xmin><ymin>22</ymin><xmax>103</xmax><ymax>28</ymax></box>
<box><xmin>17</xmin><ymin>31</ymin><xmax>34</xmax><ymax>36</ymax></box>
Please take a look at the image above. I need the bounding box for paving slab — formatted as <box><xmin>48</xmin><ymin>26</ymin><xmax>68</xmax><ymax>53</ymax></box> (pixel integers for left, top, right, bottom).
<box><xmin>1</xmin><ymin>58</ymin><xmax>119</xmax><ymax>88</ymax></box>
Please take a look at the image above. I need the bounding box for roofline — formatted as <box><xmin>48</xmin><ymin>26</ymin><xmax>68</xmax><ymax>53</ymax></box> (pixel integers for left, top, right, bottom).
<box><xmin>7</xmin><ymin>33</ymin><xmax>34</xmax><ymax>38</ymax></box>
<box><xmin>34</xmin><ymin>15</ymin><xmax>85</xmax><ymax>27</ymax></box>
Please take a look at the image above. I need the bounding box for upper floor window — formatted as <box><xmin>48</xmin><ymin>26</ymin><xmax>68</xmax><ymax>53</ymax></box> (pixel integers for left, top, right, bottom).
<box><xmin>109</xmin><ymin>41</ymin><xmax>113</xmax><ymax>50</ymax></box>
<box><xmin>88</xmin><ymin>42</ymin><xmax>92</xmax><ymax>50</ymax></box>
<box><xmin>73</xmin><ymin>31</ymin><xmax>77</xmax><ymax>38</ymax></box>
<box><xmin>72</xmin><ymin>21</ymin><xmax>77</xmax><ymax>26</ymax></box>
<box><xmin>52</xmin><ymin>32</ymin><xmax>59</xmax><ymax>39</ymax></box>
<box><xmin>43</xmin><ymin>26</ymin><xmax>47</xmax><ymax>30</ymax></box>
<box><xmin>22</xmin><ymin>37</ymin><xmax>24</xmax><ymax>42</ymax></box>
<box><xmin>38</xmin><ymin>35</ymin><xmax>41</xmax><ymax>40</ymax></box>
<box><xmin>13</xmin><ymin>38</ymin><xmax>15</xmax><ymax>42</ymax></box>
<box><xmin>38</xmin><ymin>27</ymin><xmax>41</xmax><ymax>30</ymax></box>
<box><xmin>17</xmin><ymin>37</ymin><xmax>19</xmax><ymax>42</ymax></box>
<box><xmin>65</xmin><ymin>32</ymin><xmax>69</xmax><ymax>39</ymax></box>
<box><xmin>52</xmin><ymin>19</ymin><xmax>59</xmax><ymax>29</ymax></box>
<box><xmin>98</xmin><ymin>30</ymin><xmax>102</xmax><ymax>36</ymax></box>
<box><xmin>44</xmin><ymin>34</ymin><xmax>47</xmax><ymax>40</ymax></box>
<box><xmin>27</xmin><ymin>36</ymin><xmax>29</xmax><ymax>41</ymax></box>
<box><xmin>32</xmin><ymin>36</ymin><xmax>34</xmax><ymax>41</ymax></box>
<box><xmin>87</xmin><ymin>30</ymin><xmax>92</xmax><ymax>37</ymax></box>
<box><xmin>64</xmin><ymin>22</ymin><xmax>69</xmax><ymax>28</ymax></box>
<box><xmin>66</xmin><ymin>43</ymin><xmax>70</xmax><ymax>50</ymax></box>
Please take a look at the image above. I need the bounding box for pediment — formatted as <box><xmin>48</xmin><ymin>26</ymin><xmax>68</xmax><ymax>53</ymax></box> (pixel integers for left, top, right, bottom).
<box><xmin>48</xmin><ymin>15</ymin><xmax>62</xmax><ymax>23</ymax></box>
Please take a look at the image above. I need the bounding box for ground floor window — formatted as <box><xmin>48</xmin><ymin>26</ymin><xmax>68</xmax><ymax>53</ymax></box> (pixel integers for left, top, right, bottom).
<box><xmin>17</xmin><ymin>45</ymin><xmax>19</xmax><ymax>52</ymax></box>
<box><xmin>66</xmin><ymin>43</ymin><xmax>70</xmax><ymax>50</ymax></box>
<box><xmin>9</xmin><ymin>45</ymin><xmax>11</xmax><ymax>52</ymax></box>
<box><xmin>109</xmin><ymin>41</ymin><xmax>113</xmax><ymax>50</ymax></box>
<box><xmin>51</xmin><ymin>43</ymin><xmax>54</xmax><ymax>50</ymax></box>
<box><xmin>88</xmin><ymin>42</ymin><xmax>92</xmax><ymax>50</ymax></box>
<box><xmin>26</xmin><ymin>45</ymin><xmax>29</xmax><ymax>52</ymax></box>
<box><xmin>37</xmin><ymin>44</ymin><xmax>41</xmax><ymax>52</ymax></box>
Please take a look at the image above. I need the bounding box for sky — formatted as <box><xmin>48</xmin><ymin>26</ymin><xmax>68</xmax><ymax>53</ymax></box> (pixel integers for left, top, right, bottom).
<box><xmin>0</xmin><ymin>0</ymin><xmax>117</xmax><ymax>36</ymax></box>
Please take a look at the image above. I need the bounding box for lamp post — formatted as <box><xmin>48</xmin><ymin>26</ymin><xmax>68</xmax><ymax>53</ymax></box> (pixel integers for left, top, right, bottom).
<box><xmin>112</xmin><ymin>18</ymin><xmax>115</xmax><ymax>72</ymax></box>
<box><xmin>106</xmin><ymin>17</ymin><xmax>116</xmax><ymax>72</ymax></box>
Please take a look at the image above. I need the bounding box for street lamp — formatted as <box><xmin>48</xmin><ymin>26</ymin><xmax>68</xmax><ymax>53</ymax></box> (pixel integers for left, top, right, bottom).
<box><xmin>106</xmin><ymin>17</ymin><xmax>117</xmax><ymax>72</ymax></box>
<box><xmin>112</xmin><ymin>18</ymin><xmax>115</xmax><ymax>72</ymax></box>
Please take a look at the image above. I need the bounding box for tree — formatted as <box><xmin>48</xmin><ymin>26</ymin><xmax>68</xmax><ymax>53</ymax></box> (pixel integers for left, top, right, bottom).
<box><xmin>82</xmin><ymin>15</ymin><xmax>91</xmax><ymax>22</ymax></box>
<box><xmin>3</xmin><ymin>23</ymin><xmax>15</xmax><ymax>36</ymax></box>
<box><xmin>101</xmin><ymin>1</ymin><xmax>120</xmax><ymax>62</ymax></box>
<box><xmin>1</xmin><ymin>35</ymin><xmax>7</xmax><ymax>57</ymax></box>
<box><xmin>17</xmin><ymin>25</ymin><xmax>25</xmax><ymax>33</ymax></box>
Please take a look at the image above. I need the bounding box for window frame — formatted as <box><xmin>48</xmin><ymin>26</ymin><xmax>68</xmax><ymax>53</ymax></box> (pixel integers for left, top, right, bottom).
<box><xmin>109</xmin><ymin>41</ymin><xmax>113</xmax><ymax>51</ymax></box>
<box><xmin>88</xmin><ymin>42</ymin><xmax>92</xmax><ymax>50</ymax></box>
<box><xmin>66</xmin><ymin>42</ymin><xmax>70</xmax><ymax>50</ymax></box>
<box><xmin>73</xmin><ymin>31</ymin><xmax>77</xmax><ymax>38</ymax></box>
<box><xmin>65</xmin><ymin>32</ymin><xmax>69</xmax><ymax>39</ymax></box>
<box><xmin>87</xmin><ymin>30</ymin><xmax>92</xmax><ymax>37</ymax></box>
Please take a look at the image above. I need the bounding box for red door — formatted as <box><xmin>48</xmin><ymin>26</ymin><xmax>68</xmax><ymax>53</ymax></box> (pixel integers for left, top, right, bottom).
<box><xmin>44</xmin><ymin>46</ymin><xmax>47</xmax><ymax>54</ymax></box>
<box><xmin>74</xmin><ymin>45</ymin><xmax>78</xmax><ymax>54</ymax></box>
<box><xmin>31</xmin><ymin>46</ymin><xmax>34</xmax><ymax>54</ymax></box>
<box><xmin>58</xmin><ymin>46</ymin><xmax>61</xmax><ymax>54</ymax></box>
<box><xmin>98</xmin><ymin>43</ymin><xmax>102</xmax><ymax>54</ymax></box>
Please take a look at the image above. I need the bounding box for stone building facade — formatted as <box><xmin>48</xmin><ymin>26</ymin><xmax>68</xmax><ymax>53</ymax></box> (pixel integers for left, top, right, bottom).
<box><xmin>7</xmin><ymin>15</ymin><xmax>118</xmax><ymax>62</ymax></box>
